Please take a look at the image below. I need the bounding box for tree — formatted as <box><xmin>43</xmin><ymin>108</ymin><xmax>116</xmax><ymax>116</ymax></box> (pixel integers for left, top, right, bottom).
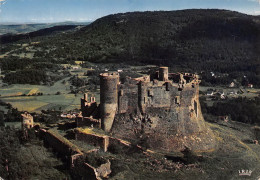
<box><xmin>181</xmin><ymin>147</ymin><xmax>198</xmax><ymax>164</ymax></box>
<box><xmin>0</xmin><ymin>112</ymin><xmax>4</xmax><ymax>126</ymax></box>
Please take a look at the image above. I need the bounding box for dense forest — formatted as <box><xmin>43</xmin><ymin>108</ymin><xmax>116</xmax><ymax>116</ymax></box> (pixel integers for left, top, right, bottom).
<box><xmin>0</xmin><ymin>127</ymin><xmax>26</xmax><ymax>179</ymax></box>
<box><xmin>3</xmin><ymin>69</ymin><xmax>48</xmax><ymax>85</ymax></box>
<box><xmin>0</xmin><ymin>57</ymin><xmax>68</xmax><ymax>85</ymax></box>
<box><xmin>201</xmin><ymin>97</ymin><xmax>260</xmax><ymax>125</ymax></box>
<box><xmin>0</xmin><ymin>57</ymin><xmax>61</xmax><ymax>71</ymax></box>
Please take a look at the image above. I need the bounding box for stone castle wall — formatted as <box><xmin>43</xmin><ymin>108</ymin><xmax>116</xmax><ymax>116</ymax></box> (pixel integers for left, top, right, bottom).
<box><xmin>75</xmin><ymin>128</ymin><xmax>109</xmax><ymax>152</ymax></box>
<box><xmin>39</xmin><ymin>129</ymin><xmax>84</xmax><ymax>168</ymax></box>
<box><xmin>111</xmin><ymin>79</ymin><xmax>215</xmax><ymax>152</ymax></box>
<box><xmin>41</xmin><ymin>129</ymin><xmax>83</xmax><ymax>157</ymax></box>
<box><xmin>80</xmin><ymin>67</ymin><xmax>215</xmax><ymax>152</ymax></box>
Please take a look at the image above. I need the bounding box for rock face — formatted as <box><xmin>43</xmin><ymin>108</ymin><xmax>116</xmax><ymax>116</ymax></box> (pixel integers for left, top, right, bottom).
<box><xmin>81</xmin><ymin>67</ymin><xmax>215</xmax><ymax>152</ymax></box>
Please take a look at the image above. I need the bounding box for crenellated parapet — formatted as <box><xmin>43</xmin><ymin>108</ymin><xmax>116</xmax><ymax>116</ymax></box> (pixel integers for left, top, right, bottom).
<box><xmin>81</xmin><ymin>93</ymin><xmax>98</xmax><ymax>117</ymax></box>
<box><xmin>79</xmin><ymin>67</ymin><xmax>215</xmax><ymax>152</ymax></box>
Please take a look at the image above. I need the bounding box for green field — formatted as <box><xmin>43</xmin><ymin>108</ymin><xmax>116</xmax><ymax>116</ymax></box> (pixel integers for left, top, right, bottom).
<box><xmin>0</xmin><ymin>64</ymin><xmax>148</xmax><ymax>113</ymax></box>
<box><xmin>0</xmin><ymin>77</ymin><xmax>99</xmax><ymax>113</ymax></box>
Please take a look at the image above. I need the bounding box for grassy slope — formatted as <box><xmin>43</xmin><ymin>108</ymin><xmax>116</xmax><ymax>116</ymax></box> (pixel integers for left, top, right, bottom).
<box><xmin>18</xmin><ymin>142</ymin><xmax>68</xmax><ymax>179</ymax></box>
<box><xmin>108</xmin><ymin>120</ymin><xmax>260</xmax><ymax>179</ymax></box>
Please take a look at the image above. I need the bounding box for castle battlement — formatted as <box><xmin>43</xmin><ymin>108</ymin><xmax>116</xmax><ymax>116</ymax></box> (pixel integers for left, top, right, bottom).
<box><xmin>100</xmin><ymin>72</ymin><xmax>119</xmax><ymax>77</ymax></box>
<box><xmin>78</xmin><ymin>67</ymin><xmax>215</xmax><ymax>152</ymax></box>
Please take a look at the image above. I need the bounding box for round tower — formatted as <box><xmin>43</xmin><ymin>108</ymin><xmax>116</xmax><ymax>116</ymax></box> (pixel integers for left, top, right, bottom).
<box><xmin>159</xmin><ymin>67</ymin><xmax>168</xmax><ymax>81</ymax></box>
<box><xmin>138</xmin><ymin>81</ymin><xmax>148</xmax><ymax>114</ymax></box>
<box><xmin>100</xmin><ymin>72</ymin><xmax>119</xmax><ymax>132</ymax></box>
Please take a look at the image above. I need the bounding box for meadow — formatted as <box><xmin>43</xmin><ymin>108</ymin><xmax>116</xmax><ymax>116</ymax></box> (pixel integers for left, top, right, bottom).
<box><xmin>0</xmin><ymin>77</ymin><xmax>100</xmax><ymax>113</ymax></box>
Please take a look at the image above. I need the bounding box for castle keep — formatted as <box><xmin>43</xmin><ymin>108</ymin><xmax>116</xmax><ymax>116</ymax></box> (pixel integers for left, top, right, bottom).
<box><xmin>78</xmin><ymin>67</ymin><xmax>215</xmax><ymax>152</ymax></box>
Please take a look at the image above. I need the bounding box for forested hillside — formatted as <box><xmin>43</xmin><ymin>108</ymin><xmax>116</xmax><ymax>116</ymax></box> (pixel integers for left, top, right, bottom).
<box><xmin>0</xmin><ymin>21</ymin><xmax>90</xmax><ymax>36</ymax></box>
<box><xmin>1</xmin><ymin>9</ymin><xmax>260</xmax><ymax>85</ymax></box>
<box><xmin>36</xmin><ymin>10</ymin><xmax>260</xmax><ymax>71</ymax></box>
<box><xmin>0</xmin><ymin>25</ymin><xmax>81</xmax><ymax>44</ymax></box>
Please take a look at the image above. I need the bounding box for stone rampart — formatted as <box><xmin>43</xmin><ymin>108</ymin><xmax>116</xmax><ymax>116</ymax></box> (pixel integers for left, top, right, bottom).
<box><xmin>44</xmin><ymin>129</ymin><xmax>82</xmax><ymax>156</ymax></box>
<box><xmin>75</xmin><ymin>128</ymin><xmax>109</xmax><ymax>152</ymax></box>
<box><xmin>74</xmin><ymin>128</ymin><xmax>142</xmax><ymax>153</ymax></box>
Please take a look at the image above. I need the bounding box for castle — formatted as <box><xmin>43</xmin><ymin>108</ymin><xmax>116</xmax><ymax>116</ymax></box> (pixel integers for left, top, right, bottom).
<box><xmin>77</xmin><ymin>67</ymin><xmax>215</xmax><ymax>152</ymax></box>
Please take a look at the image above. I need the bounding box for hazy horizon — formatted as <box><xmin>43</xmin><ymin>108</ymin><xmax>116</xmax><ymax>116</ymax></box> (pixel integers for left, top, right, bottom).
<box><xmin>0</xmin><ymin>0</ymin><xmax>259</xmax><ymax>24</ymax></box>
<box><xmin>0</xmin><ymin>9</ymin><xmax>258</xmax><ymax>25</ymax></box>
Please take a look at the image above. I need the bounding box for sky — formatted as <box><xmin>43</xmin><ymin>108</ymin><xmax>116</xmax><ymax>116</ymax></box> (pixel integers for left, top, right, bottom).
<box><xmin>0</xmin><ymin>0</ymin><xmax>259</xmax><ymax>23</ymax></box>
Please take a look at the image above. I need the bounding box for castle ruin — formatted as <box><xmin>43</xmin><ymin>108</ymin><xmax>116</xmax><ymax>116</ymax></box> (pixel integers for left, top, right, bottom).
<box><xmin>77</xmin><ymin>67</ymin><xmax>215</xmax><ymax>152</ymax></box>
<box><xmin>21</xmin><ymin>112</ymin><xmax>34</xmax><ymax>129</ymax></box>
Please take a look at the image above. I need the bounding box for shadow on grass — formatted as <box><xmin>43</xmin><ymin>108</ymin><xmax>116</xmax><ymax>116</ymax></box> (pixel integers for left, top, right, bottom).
<box><xmin>165</xmin><ymin>155</ymin><xmax>186</xmax><ymax>163</ymax></box>
<box><xmin>64</xmin><ymin>130</ymin><xmax>75</xmax><ymax>140</ymax></box>
<box><xmin>242</xmin><ymin>139</ymin><xmax>254</xmax><ymax>144</ymax></box>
